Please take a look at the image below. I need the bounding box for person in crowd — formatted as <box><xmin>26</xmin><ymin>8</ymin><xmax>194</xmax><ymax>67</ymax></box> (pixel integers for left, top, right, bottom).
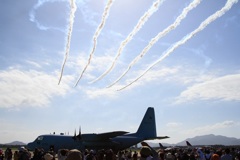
<box><xmin>84</xmin><ymin>149</ymin><xmax>89</xmax><ymax>160</ymax></box>
<box><xmin>221</xmin><ymin>148</ymin><xmax>232</xmax><ymax>160</ymax></box>
<box><xmin>105</xmin><ymin>149</ymin><xmax>116</xmax><ymax>160</ymax></box>
<box><xmin>0</xmin><ymin>148</ymin><xmax>4</xmax><ymax>160</ymax></box>
<box><xmin>58</xmin><ymin>149</ymin><xmax>69</xmax><ymax>160</ymax></box>
<box><xmin>18</xmin><ymin>147</ymin><xmax>31</xmax><ymax>160</ymax></box>
<box><xmin>211</xmin><ymin>154</ymin><xmax>220</xmax><ymax>160</ymax></box>
<box><xmin>48</xmin><ymin>147</ymin><xmax>55</xmax><ymax>159</ymax></box>
<box><xmin>117</xmin><ymin>151</ymin><xmax>124</xmax><ymax>160</ymax></box>
<box><xmin>85</xmin><ymin>150</ymin><xmax>96</xmax><ymax>160</ymax></box>
<box><xmin>235</xmin><ymin>151</ymin><xmax>240</xmax><ymax>160</ymax></box>
<box><xmin>44</xmin><ymin>153</ymin><xmax>53</xmax><ymax>160</ymax></box>
<box><xmin>125</xmin><ymin>150</ymin><xmax>132</xmax><ymax>160</ymax></box>
<box><xmin>5</xmin><ymin>148</ymin><xmax>13</xmax><ymax>160</ymax></box>
<box><xmin>140</xmin><ymin>142</ymin><xmax>158</xmax><ymax>160</ymax></box>
<box><xmin>66</xmin><ymin>149</ymin><xmax>82</xmax><ymax>160</ymax></box>
<box><xmin>159</xmin><ymin>151</ymin><xmax>165</xmax><ymax>160</ymax></box>
<box><xmin>175</xmin><ymin>152</ymin><xmax>181</xmax><ymax>160</ymax></box>
<box><xmin>140</xmin><ymin>146</ymin><xmax>153</xmax><ymax>160</ymax></box>
<box><xmin>31</xmin><ymin>148</ymin><xmax>44</xmax><ymax>160</ymax></box>
<box><xmin>181</xmin><ymin>150</ymin><xmax>190</xmax><ymax>160</ymax></box>
<box><xmin>231</xmin><ymin>148</ymin><xmax>236</xmax><ymax>160</ymax></box>
<box><xmin>205</xmin><ymin>149</ymin><xmax>212</xmax><ymax>160</ymax></box>
<box><xmin>95</xmin><ymin>149</ymin><xmax>105</xmax><ymax>160</ymax></box>
<box><xmin>132</xmin><ymin>151</ymin><xmax>138</xmax><ymax>160</ymax></box>
<box><xmin>13</xmin><ymin>151</ymin><xmax>18</xmax><ymax>160</ymax></box>
<box><xmin>5</xmin><ymin>148</ymin><xmax>9</xmax><ymax>160</ymax></box>
<box><xmin>196</xmin><ymin>148</ymin><xmax>205</xmax><ymax>160</ymax></box>
<box><xmin>189</xmin><ymin>149</ymin><xmax>197</xmax><ymax>160</ymax></box>
<box><xmin>215</xmin><ymin>149</ymin><xmax>222</xmax><ymax>158</ymax></box>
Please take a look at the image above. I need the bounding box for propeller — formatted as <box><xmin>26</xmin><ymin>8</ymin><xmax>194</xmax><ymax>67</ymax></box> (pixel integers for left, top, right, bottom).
<box><xmin>76</xmin><ymin>126</ymin><xmax>82</xmax><ymax>140</ymax></box>
<box><xmin>72</xmin><ymin>129</ymin><xmax>77</xmax><ymax>140</ymax></box>
<box><xmin>72</xmin><ymin>126</ymin><xmax>82</xmax><ymax>141</ymax></box>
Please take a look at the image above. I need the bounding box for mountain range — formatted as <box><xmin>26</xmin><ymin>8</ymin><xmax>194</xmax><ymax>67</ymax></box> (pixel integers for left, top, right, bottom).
<box><xmin>149</xmin><ymin>134</ymin><xmax>240</xmax><ymax>147</ymax></box>
<box><xmin>175</xmin><ymin>134</ymin><xmax>240</xmax><ymax>146</ymax></box>
<box><xmin>2</xmin><ymin>141</ymin><xmax>26</xmax><ymax>146</ymax></box>
<box><xmin>2</xmin><ymin>134</ymin><xmax>240</xmax><ymax>147</ymax></box>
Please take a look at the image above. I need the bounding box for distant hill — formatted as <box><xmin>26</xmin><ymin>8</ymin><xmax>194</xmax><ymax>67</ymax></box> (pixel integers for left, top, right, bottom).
<box><xmin>176</xmin><ymin>134</ymin><xmax>240</xmax><ymax>146</ymax></box>
<box><xmin>4</xmin><ymin>141</ymin><xmax>26</xmax><ymax>146</ymax></box>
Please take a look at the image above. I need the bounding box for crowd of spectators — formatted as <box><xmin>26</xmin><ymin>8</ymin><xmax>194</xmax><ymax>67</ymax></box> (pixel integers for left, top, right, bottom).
<box><xmin>0</xmin><ymin>144</ymin><xmax>239</xmax><ymax>160</ymax></box>
<box><xmin>0</xmin><ymin>147</ymin><xmax>31</xmax><ymax>160</ymax></box>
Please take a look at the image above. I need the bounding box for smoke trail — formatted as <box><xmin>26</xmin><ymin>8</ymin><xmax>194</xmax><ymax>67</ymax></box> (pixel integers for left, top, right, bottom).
<box><xmin>74</xmin><ymin>0</ymin><xmax>114</xmax><ymax>87</ymax></box>
<box><xmin>107</xmin><ymin>0</ymin><xmax>201</xmax><ymax>88</ymax></box>
<box><xmin>90</xmin><ymin>0</ymin><xmax>165</xmax><ymax>84</ymax></box>
<box><xmin>118</xmin><ymin>0</ymin><xmax>238</xmax><ymax>91</ymax></box>
<box><xmin>58</xmin><ymin>0</ymin><xmax>77</xmax><ymax>85</ymax></box>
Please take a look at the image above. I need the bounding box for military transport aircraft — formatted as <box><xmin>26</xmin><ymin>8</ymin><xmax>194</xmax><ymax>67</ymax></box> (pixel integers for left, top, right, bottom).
<box><xmin>27</xmin><ymin>107</ymin><xmax>169</xmax><ymax>152</ymax></box>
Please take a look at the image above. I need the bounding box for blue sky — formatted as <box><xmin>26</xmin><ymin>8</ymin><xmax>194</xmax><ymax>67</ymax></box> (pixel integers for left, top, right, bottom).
<box><xmin>0</xmin><ymin>0</ymin><xmax>240</xmax><ymax>145</ymax></box>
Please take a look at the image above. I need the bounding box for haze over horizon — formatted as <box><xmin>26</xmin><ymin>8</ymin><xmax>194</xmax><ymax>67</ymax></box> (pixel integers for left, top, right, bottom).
<box><xmin>0</xmin><ymin>0</ymin><xmax>240</xmax><ymax>144</ymax></box>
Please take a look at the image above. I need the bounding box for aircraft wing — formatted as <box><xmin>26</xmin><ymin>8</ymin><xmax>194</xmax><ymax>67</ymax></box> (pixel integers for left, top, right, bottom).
<box><xmin>97</xmin><ymin>131</ymin><xmax>129</xmax><ymax>139</ymax></box>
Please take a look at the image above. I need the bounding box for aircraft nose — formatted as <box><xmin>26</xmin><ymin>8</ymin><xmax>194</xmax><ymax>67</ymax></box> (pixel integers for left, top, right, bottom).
<box><xmin>27</xmin><ymin>142</ymin><xmax>34</xmax><ymax>151</ymax></box>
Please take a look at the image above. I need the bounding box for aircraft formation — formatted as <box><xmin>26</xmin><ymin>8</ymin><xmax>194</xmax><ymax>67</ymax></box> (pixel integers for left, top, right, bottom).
<box><xmin>27</xmin><ymin>107</ymin><xmax>169</xmax><ymax>152</ymax></box>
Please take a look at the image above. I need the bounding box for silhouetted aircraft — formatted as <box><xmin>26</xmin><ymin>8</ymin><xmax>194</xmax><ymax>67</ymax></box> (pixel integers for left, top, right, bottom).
<box><xmin>27</xmin><ymin>107</ymin><xmax>169</xmax><ymax>152</ymax></box>
<box><xmin>186</xmin><ymin>141</ymin><xmax>192</xmax><ymax>147</ymax></box>
<box><xmin>159</xmin><ymin>143</ymin><xmax>165</xmax><ymax>149</ymax></box>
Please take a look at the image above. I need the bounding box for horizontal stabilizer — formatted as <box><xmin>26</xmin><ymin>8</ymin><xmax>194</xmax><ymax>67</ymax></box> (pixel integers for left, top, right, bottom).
<box><xmin>145</xmin><ymin>136</ymin><xmax>169</xmax><ymax>140</ymax></box>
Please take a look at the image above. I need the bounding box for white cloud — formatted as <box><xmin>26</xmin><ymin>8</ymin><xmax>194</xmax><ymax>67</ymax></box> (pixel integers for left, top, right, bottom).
<box><xmin>139</xmin><ymin>67</ymin><xmax>179</xmax><ymax>83</ymax></box>
<box><xmin>26</xmin><ymin>60</ymin><xmax>42</xmax><ymax>68</ymax></box>
<box><xmin>114</xmin><ymin>66</ymin><xmax>179</xmax><ymax>91</ymax></box>
<box><xmin>175</xmin><ymin>74</ymin><xmax>240</xmax><ymax>104</ymax></box>
<box><xmin>82</xmin><ymin>66</ymin><xmax>179</xmax><ymax>98</ymax></box>
<box><xmin>70</xmin><ymin>65</ymin><xmax>179</xmax><ymax>99</ymax></box>
<box><xmin>0</xmin><ymin>69</ymin><xmax>73</xmax><ymax>108</ymax></box>
<box><xmin>84</xmin><ymin>86</ymin><xmax>119</xmax><ymax>99</ymax></box>
<box><xmin>29</xmin><ymin>0</ymin><xmax>68</xmax><ymax>32</ymax></box>
<box><xmin>77</xmin><ymin>0</ymin><xmax>99</xmax><ymax>27</ymax></box>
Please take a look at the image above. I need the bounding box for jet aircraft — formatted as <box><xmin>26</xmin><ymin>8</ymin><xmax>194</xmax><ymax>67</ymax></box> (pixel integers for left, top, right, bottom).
<box><xmin>27</xmin><ymin>107</ymin><xmax>169</xmax><ymax>152</ymax></box>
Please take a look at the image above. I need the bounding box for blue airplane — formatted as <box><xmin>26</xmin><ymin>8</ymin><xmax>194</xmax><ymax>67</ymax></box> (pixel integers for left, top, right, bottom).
<box><xmin>27</xmin><ymin>107</ymin><xmax>169</xmax><ymax>152</ymax></box>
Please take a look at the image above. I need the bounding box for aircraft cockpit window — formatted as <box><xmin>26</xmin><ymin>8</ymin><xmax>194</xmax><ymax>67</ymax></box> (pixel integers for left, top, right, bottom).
<box><xmin>37</xmin><ymin>136</ymin><xmax>43</xmax><ymax>141</ymax></box>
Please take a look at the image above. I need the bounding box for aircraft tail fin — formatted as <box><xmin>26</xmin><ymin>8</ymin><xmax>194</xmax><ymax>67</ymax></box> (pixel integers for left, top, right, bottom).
<box><xmin>186</xmin><ymin>141</ymin><xmax>192</xmax><ymax>147</ymax></box>
<box><xmin>136</xmin><ymin>107</ymin><xmax>157</xmax><ymax>139</ymax></box>
<box><xmin>159</xmin><ymin>143</ymin><xmax>164</xmax><ymax>149</ymax></box>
